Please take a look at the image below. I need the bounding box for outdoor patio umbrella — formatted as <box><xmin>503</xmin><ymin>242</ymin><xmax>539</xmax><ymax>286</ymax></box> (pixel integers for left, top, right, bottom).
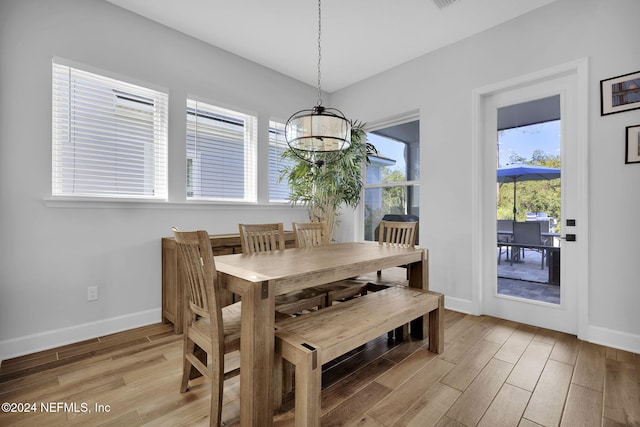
<box><xmin>497</xmin><ymin>163</ymin><xmax>561</xmax><ymax>220</ymax></box>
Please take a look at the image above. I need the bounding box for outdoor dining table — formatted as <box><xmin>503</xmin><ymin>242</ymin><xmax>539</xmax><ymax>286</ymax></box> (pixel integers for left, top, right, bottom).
<box><xmin>214</xmin><ymin>241</ymin><xmax>430</xmax><ymax>427</ymax></box>
<box><xmin>497</xmin><ymin>230</ymin><xmax>561</xmax><ymax>248</ymax></box>
<box><xmin>496</xmin><ymin>231</ymin><xmax>561</xmax><ymax>285</ymax></box>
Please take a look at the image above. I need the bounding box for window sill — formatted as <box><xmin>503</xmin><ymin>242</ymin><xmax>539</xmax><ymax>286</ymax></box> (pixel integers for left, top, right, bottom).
<box><xmin>44</xmin><ymin>197</ymin><xmax>303</xmax><ymax>210</ymax></box>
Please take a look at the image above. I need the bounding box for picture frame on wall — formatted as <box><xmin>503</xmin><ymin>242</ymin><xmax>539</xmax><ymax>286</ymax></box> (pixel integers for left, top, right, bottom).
<box><xmin>626</xmin><ymin>124</ymin><xmax>640</xmax><ymax>164</ymax></box>
<box><xmin>600</xmin><ymin>70</ymin><xmax>640</xmax><ymax>115</ymax></box>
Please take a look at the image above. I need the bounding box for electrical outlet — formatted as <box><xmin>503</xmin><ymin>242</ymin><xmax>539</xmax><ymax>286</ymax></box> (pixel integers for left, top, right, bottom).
<box><xmin>87</xmin><ymin>286</ymin><xmax>98</xmax><ymax>301</ymax></box>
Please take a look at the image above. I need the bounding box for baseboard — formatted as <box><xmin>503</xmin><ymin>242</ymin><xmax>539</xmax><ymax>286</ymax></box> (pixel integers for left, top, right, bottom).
<box><xmin>447</xmin><ymin>297</ymin><xmax>640</xmax><ymax>354</ymax></box>
<box><xmin>0</xmin><ymin>309</ymin><xmax>162</xmax><ymax>360</ymax></box>
<box><xmin>443</xmin><ymin>296</ymin><xmax>474</xmax><ymax>315</ymax></box>
<box><xmin>5</xmin><ymin>306</ymin><xmax>635</xmax><ymax>361</ymax></box>
<box><xmin>586</xmin><ymin>325</ymin><xmax>640</xmax><ymax>354</ymax></box>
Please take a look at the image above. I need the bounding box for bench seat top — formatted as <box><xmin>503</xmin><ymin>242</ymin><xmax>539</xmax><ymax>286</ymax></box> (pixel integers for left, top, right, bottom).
<box><xmin>275</xmin><ymin>286</ymin><xmax>440</xmax><ymax>364</ymax></box>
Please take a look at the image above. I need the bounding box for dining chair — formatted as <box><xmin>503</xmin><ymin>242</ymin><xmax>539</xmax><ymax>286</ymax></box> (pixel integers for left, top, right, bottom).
<box><xmin>292</xmin><ymin>221</ymin><xmax>369</xmax><ymax>306</ymax></box>
<box><xmin>173</xmin><ymin>228</ymin><xmax>242</xmax><ymax>427</ymax></box>
<box><xmin>512</xmin><ymin>221</ymin><xmax>545</xmax><ymax>269</ymax></box>
<box><xmin>376</xmin><ymin>220</ymin><xmax>419</xmax><ymax>278</ymax></box>
<box><xmin>376</xmin><ymin>220</ymin><xmax>419</xmax><ymax>340</ymax></box>
<box><xmin>378</xmin><ymin>220</ymin><xmax>418</xmax><ymax>246</ymax></box>
<box><xmin>238</xmin><ymin>223</ymin><xmax>327</xmax><ymax>315</ymax></box>
<box><xmin>238</xmin><ymin>222</ymin><xmax>287</xmax><ymax>253</ymax></box>
<box><xmin>293</xmin><ymin>220</ymin><xmax>329</xmax><ymax>247</ymax></box>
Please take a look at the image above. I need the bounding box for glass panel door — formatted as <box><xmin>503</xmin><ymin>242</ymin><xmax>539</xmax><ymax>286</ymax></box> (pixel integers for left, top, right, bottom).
<box><xmin>496</xmin><ymin>100</ymin><xmax>562</xmax><ymax>304</ymax></box>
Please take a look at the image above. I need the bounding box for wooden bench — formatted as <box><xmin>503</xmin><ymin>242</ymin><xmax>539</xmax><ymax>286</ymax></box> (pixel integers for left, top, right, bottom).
<box><xmin>273</xmin><ymin>286</ymin><xmax>444</xmax><ymax>426</ymax></box>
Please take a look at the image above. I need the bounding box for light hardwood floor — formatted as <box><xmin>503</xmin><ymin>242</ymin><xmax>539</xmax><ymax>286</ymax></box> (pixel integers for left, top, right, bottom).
<box><xmin>1</xmin><ymin>312</ymin><xmax>639</xmax><ymax>426</ymax></box>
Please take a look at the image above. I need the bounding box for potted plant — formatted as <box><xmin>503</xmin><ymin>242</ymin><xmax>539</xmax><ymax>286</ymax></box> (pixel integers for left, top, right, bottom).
<box><xmin>279</xmin><ymin>121</ymin><xmax>376</xmax><ymax>240</ymax></box>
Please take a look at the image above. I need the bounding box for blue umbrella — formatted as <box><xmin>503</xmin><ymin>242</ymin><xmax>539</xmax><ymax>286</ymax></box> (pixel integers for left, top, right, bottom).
<box><xmin>497</xmin><ymin>163</ymin><xmax>561</xmax><ymax>220</ymax></box>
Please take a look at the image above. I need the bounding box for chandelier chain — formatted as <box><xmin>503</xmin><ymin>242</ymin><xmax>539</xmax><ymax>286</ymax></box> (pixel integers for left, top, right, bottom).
<box><xmin>317</xmin><ymin>0</ymin><xmax>322</xmax><ymax>106</ymax></box>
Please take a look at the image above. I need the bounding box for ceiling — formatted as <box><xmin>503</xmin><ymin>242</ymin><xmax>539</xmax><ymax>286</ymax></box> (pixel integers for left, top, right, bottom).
<box><xmin>106</xmin><ymin>0</ymin><xmax>556</xmax><ymax>93</ymax></box>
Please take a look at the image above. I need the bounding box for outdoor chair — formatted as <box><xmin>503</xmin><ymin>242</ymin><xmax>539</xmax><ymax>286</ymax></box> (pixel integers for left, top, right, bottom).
<box><xmin>534</xmin><ymin>219</ymin><xmax>553</xmax><ymax>246</ymax></box>
<box><xmin>497</xmin><ymin>219</ymin><xmax>514</xmax><ymax>262</ymax></box>
<box><xmin>511</xmin><ymin>221</ymin><xmax>546</xmax><ymax>269</ymax></box>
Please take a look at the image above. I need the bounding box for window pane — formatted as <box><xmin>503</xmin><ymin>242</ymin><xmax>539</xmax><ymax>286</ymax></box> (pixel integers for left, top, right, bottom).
<box><xmin>52</xmin><ymin>62</ymin><xmax>168</xmax><ymax>198</ymax></box>
<box><xmin>268</xmin><ymin>121</ymin><xmax>293</xmax><ymax>202</ymax></box>
<box><xmin>364</xmin><ymin>121</ymin><xmax>420</xmax><ymax>241</ymax></box>
<box><xmin>186</xmin><ymin>100</ymin><xmax>257</xmax><ymax>202</ymax></box>
<box><xmin>366</xmin><ymin>134</ymin><xmax>406</xmax><ymax>185</ymax></box>
<box><xmin>364</xmin><ymin>185</ymin><xmax>419</xmax><ymax>241</ymax></box>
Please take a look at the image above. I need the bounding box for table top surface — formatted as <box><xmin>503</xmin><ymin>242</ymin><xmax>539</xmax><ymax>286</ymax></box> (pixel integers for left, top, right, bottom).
<box><xmin>214</xmin><ymin>241</ymin><xmax>423</xmax><ymax>284</ymax></box>
<box><xmin>498</xmin><ymin>230</ymin><xmax>560</xmax><ymax>236</ymax></box>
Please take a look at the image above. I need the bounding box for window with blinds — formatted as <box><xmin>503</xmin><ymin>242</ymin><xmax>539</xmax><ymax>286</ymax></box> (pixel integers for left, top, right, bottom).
<box><xmin>52</xmin><ymin>62</ymin><xmax>168</xmax><ymax>199</ymax></box>
<box><xmin>268</xmin><ymin>121</ymin><xmax>293</xmax><ymax>202</ymax></box>
<box><xmin>186</xmin><ymin>100</ymin><xmax>257</xmax><ymax>202</ymax></box>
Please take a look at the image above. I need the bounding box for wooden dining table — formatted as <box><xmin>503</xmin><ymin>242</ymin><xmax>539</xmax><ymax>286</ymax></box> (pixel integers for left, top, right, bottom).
<box><xmin>214</xmin><ymin>241</ymin><xmax>432</xmax><ymax>427</ymax></box>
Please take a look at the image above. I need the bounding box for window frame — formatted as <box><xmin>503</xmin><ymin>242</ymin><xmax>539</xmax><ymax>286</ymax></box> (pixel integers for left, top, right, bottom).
<box><xmin>185</xmin><ymin>99</ymin><xmax>258</xmax><ymax>203</ymax></box>
<box><xmin>51</xmin><ymin>59</ymin><xmax>169</xmax><ymax>201</ymax></box>
<box><xmin>268</xmin><ymin>120</ymin><xmax>294</xmax><ymax>203</ymax></box>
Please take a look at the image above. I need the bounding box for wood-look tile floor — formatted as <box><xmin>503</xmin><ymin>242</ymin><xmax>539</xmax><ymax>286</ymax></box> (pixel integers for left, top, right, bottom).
<box><xmin>1</xmin><ymin>313</ymin><xmax>639</xmax><ymax>426</ymax></box>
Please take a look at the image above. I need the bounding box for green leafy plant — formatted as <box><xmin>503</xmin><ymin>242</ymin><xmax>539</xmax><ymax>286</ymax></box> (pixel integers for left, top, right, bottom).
<box><xmin>279</xmin><ymin>121</ymin><xmax>376</xmax><ymax>240</ymax></box>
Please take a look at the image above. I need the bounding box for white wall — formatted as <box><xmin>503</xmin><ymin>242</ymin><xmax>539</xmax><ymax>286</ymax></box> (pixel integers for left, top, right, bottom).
<box><xmin>333</xmin><ymin>0</ymin><xmax>640</xmax><ymax>352</ymax></box>
<box><xmin>0</xmin><ymin>0</ymin><xmax>311</xmax><ymax>358</ymax></box>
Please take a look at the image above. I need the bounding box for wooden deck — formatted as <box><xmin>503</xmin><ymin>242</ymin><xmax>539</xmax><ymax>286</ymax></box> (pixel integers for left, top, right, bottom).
<box><xmin>1</xmin><ymin>306</ymin><xmax>639</xmax><ymax>426</ymax></box>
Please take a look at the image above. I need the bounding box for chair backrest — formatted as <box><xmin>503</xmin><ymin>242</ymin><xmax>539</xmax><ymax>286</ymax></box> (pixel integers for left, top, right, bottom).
<box><xmin>512</xmin><ymin>221</ymin><xmax>542</xmax><ymax>246</ymax></box>
<box><xmin>378</xmin><ymin>220</ymin><xmax>418</xmax><ymax>247</ymax></box>
<box><xmin>292</xmin><ymin>222</ymin><xmax>330</xmax><ymax>248</ymax></box>
<box><xmin>536</xmin><ymin>219</ymin><xmax>550</xmax><ymax>233</ymax></box>
<box><xmin>238</xmin><ymin>223</ymin><xmax>286</xmax><ymax>254</ymax></box>
<box><xmin>172</xmin><ymin>229</ymin><xmax>224</xmax><ymax>343</ymax></box>
<box><xmin>497</xmin><ymin>219</ymin><xmax>514</xmax><ymax>233</ymax></box>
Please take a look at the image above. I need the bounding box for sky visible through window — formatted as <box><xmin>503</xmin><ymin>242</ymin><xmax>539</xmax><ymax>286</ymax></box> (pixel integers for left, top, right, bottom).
<box><xmin>370</xmin><ymin>120</ymin><xmax>561</xmax><ymax>172</ymax></box>
<box><xmin>498</xmin><ymin>120</ymin><xmax>561</xmax><ymax>167</ymax></box>
<box><xmin>368</xmin><ymin>133</ymin><xmax>406</xmax><ymax>173</ymax></box>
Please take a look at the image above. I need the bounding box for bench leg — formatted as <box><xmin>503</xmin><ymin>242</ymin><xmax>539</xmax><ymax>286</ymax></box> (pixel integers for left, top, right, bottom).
<box><xmin>428</xmin><ymin>292</ymin><xmax>445</xmax><ymax>354</ymax></box>
<box><xmin>294</xmin><ymin>346</ymin><xmax>321</xmax><ymax>427</ymax></box>
<box><xmin>275</xmin><ymin>333</ymin><xmax>322</xmax><ymax>427</ymax></box>
<box><xmin>407</xmin><ymin>292</ymin><xmax>444</xmax><ymax>354</ymax></box>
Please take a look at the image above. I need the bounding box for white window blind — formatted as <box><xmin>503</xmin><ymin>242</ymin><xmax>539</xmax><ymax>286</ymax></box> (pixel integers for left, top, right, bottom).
<box><xmin>268</xmin><ymin>120</ymin><xmax>293</xmax><ymax>202</ymax></box>
<box><xmin>52</xmin><ymin>62</ymin><xmax>168</xmax><ymax>199</ymax></box>
<box><xmin>186</xmin><ymin>100</ymin><xmax>257</xmax><ymax>202</ymax></box>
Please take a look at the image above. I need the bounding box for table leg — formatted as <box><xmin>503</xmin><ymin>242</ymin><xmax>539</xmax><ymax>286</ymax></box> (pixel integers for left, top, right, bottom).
<box><xmin>239</xmin><ymin>281</ymin><xmax>275</xmax><ymax>427</ymax></box>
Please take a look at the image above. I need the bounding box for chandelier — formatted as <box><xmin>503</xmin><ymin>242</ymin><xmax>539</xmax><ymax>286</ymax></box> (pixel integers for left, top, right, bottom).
<box><xmin>285</xmin><ymin>0</ymin><xmax>351</xmax><ymax>166</ymax></box>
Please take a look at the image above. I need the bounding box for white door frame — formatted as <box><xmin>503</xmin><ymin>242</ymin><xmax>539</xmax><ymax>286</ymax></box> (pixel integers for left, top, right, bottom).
<box><xmin>470</xmin><ymin>58</ymin><xmax>589</xmax><ymax>339</ymax></box>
